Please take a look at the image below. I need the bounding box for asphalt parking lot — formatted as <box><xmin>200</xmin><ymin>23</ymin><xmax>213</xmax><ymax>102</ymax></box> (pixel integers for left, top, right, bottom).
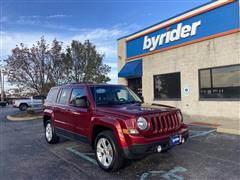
<box><xmin>0</xmin><ymin>106</ymin><xmax>240</xmax><ymax>180</ymax></box>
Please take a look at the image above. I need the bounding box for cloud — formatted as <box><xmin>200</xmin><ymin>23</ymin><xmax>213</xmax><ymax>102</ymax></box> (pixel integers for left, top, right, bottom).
<box><xmin>98</xmin><ymin>46</ymin><xmax>116</xmax><ymax>60</ymax></box>
<box><xmin>16</xmin><ymin>16</ymin><xmax>40</xmax><ymax>25</ymax></box>
<box><xmin>46</xmin><ymin>14</ymin><xmax>71</xmax><ymax>19</ymax></box>
<box><xmin>15</xmin><ymin>15</ymin><xmax>74</xmax><ymax>31</ymax></box>
<box><xmin>1</xmin><ymin>23</ymin><xmax>141</xmax><ymax>85</ymax></box>
<box><xmin>106</xmin><ymin>62</ymin><xmax>117</xmax><ymax>69</ymax></box>
<box><xmin>71</xmin><ymin>28</ymin><xmax>123</xmax><ymax>41</ymax></box>
<box><xmin>0</xmin><ymin>29</ymin><xmax>120</xmax><ymax>59</ymax></box>
<box><xmin>107</xmin><ymin>68</ymin><xmax>118</xmax><ymax>84</ymax></box>
<box><xmin>0</xmin><ymin>31</ymin><xmax>57</xmax><ymax>59</ymax></box>
<box><xmin>0</xmin><ymin>16</ymin><xmax>8</xmax><ymax>23</ymax></box>
<box><xmin>17</xmin><ymin>14</ymin><xmax>70</xmax><ymax>20</ymax></box>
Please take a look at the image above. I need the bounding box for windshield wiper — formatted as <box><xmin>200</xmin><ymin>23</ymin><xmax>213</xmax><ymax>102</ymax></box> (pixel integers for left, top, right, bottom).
<box><xmin>128</xmin><ymin>100</ymin><xmax>142</xmax><ymax>104</ymax></box>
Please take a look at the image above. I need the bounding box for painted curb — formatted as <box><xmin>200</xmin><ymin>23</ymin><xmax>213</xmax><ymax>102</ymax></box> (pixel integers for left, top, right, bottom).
<box><xmin>7</xmin><ymin>115</ymin><xmax>43</xmax><ymax>121</ymax></box>
<box><xmin>217</xmin><ymin>128</ymin><xmax>240</xmax><ymax>135</ymax></box>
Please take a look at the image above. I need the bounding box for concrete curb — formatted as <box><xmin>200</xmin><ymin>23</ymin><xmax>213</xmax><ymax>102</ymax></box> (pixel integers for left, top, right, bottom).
<box><xmin>188</xmin><ymin>122</ymin><xmax>220</xmax><ymax>128</ymax></box>
<box><xmin>217</xmin><ymin>128</ymin><xmax>240</xmax><ymax>135</ymax></box>
<box><xmin>187</xmin><ymin>121</ymin><xmax>240</xmax><ymax>136</ymax></box>
<box><xmin>7</xmin><ymin>115</ymin><xmax>42</xmax><ymax>121</ymax></box>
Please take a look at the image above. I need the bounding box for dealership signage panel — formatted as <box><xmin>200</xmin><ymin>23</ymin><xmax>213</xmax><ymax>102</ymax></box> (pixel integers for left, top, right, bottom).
<box><xmin>126</xmin><ymin>1</ymin><xmax>239</xmax><ymax>59</ymax></box>
<box><xmin>143</xmin><ymin>21</ymin><xmax>201</xmax><ymax>51</ymax></box>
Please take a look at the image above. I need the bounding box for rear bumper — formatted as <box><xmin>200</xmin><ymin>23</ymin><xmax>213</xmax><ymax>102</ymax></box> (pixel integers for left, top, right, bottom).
<box><xmin>122</xmin><ymin>131</ymin><xmax>188</xmax><ymax>159</ymax></box>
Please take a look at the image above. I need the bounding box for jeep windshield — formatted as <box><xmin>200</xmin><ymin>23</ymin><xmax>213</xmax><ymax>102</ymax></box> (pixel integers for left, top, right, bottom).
<box><xmin>91</xmin><ymin>85</ymin><xmax>142</xmax><ymax>106</ymax></box>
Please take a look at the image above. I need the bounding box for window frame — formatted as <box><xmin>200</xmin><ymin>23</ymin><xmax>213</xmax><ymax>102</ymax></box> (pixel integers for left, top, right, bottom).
<box><xmin>69</xmin><ymin>87</ymin><xmax>89</xmax><ymax>108</ymax></box>
<box><xmin>46</xmin><ymin>88</ymin><xmax>59</xmax><ymax>103</ymax></box>
<box><xmin>198</xmin><ymin>64</ymin><xmax>240</xmax><ymax>101</ymax></box>
<box><xmin>57</xmin><ymin>88</ymin><xmax>72</xmax><ymax>105</ymax></box>
<box><xmin>153</xmin><ymin>72</ymin><xmax>181</xmax><ymax>101</ymax></box>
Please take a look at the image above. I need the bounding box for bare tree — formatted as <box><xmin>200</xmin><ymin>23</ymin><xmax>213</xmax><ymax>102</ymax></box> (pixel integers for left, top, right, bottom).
<box><xmin>5</xmin><ymin>37</ymin><xmax>111</xmax><ymax>97</ymax></box>
<box><xmin>48</xmin><ymin>39</ymin><xmax>65</xmax><ymax>85</ymax></box>
<box><xmin>5</xmin><ymin>37</ymin><xmax>64</xmax><ymax>96</ymax></box>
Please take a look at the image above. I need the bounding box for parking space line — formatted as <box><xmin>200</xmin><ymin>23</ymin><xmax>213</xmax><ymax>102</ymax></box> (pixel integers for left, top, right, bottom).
<box><xmin>35</xmin><ymin>140</ymin><xmax>90</xmax><ymax>178</ymax></box>
<box><xmin>188</xmin><ymin>124</ymin><xmax>217</xmax><ymax>128</ymax></box>
<box><xmin>66</xmin><ymin>146</ymin><xmax>98</xmax><ymax>166</ymax></box>
<box><xmin>184</xmin><ymin>148</ymin><xmax>239</xmax><ymax>166</ymax></box>
<box><xmin>140</xmin><ymin>166</ymin><xmax>187</xmax><ymax>180</ymax></box>
<box><xmin>189</xmin><ymin>129</ymin><xmax>216</xmax><ymax>138</ymax></box>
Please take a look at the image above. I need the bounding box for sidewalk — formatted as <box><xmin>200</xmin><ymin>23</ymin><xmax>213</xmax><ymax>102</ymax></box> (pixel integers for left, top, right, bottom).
<box><xmin>183</xmin><ymin>114</ymin><xmax>240</xmax><ymax>135</ymax></box>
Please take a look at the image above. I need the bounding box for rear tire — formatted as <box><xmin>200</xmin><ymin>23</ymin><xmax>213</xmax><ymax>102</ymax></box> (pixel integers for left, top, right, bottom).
<box><xmin>94</xmin><ymin>130</ymin><xmax>124</xmax><ymax>172</ymax></box>
<box><xmin>45</xmin><ymin>120</ymin><xmax>59</xmax><ymax>144</ymax></box>
<box><xmin>19</xmin><ymin>103</ymin><xmax>28</xmax><ymax>111</ymax></box>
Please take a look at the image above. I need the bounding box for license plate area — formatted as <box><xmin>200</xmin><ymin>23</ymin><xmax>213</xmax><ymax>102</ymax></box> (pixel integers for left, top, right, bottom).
<box><xmin>171</xmin><ymin>135</ymin><xmax>180</xmax><ymax>145</ymax></box>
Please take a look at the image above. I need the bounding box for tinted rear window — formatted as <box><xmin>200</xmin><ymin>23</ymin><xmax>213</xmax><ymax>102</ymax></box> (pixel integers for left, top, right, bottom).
<box><xmin>57</xmin><ymin>88</ymin><xmax>72</xmax><ymax>104</ymax></box>
<box><xmin>33</xmin><ymin>95</ymin><xmax>46</xmax><ymax>100</ymax></box>
<box><xmin>45</xmin><ymin>88</ymin><xmax>59</xmax><ymax>103</ymax></box>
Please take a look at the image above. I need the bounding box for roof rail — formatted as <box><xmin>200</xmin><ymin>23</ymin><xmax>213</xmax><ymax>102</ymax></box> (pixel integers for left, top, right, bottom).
<box><xmin>58</xmin><ymin>82</ymin><xmax>109</xmax><ymax>86</ymax></box>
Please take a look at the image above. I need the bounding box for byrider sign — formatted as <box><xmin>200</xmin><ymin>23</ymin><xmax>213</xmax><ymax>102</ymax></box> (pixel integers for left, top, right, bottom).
<box><xmin>126</xmin><ymin>0</ymin><xmax>239</xmax><ymax>60</ymax></box>
<box><xmin>143</xmin><ymin>21</ymin><xmax>201</xmax><ymax>51</ymax></box>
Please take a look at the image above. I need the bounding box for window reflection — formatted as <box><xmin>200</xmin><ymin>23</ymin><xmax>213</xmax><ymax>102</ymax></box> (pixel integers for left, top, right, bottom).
<box><xmin>199</xmin><ymin>65</ymin><xmax>240</xmax><ymax>99</ymax></box>
<box><xmin>154</xmin><ymin>72</ymin><xmax>181</xmax><ymax>100</ymax></box>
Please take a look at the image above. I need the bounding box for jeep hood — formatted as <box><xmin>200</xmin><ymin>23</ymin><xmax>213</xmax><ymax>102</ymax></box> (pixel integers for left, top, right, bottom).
<box><xmin>96</xmin><ymin>103</ymin><xmax>178</xmax><ymax>118</ymax></box>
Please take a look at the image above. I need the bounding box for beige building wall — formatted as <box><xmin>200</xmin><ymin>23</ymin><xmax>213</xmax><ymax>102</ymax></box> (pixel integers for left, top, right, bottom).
<box><xmin>117</xmin><ymin>39</ymin><xmax>128</xmax><ymax>85</ymax></box>
<box><xmin>118</xmin><ymin>32</ymin><xmax>240</xmax><ymax>121</ymax></box>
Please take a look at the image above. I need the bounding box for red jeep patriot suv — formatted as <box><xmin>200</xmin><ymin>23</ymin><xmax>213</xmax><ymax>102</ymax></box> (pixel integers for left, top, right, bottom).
<box><xmin>43</xmin><ymin>84</ymin><xmax>188</xmax><ymax>171</ymax></box>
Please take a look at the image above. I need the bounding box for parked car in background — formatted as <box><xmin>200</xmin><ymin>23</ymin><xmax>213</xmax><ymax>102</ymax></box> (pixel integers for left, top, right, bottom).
<box><xmin>43</xmin><ymin>84</ymin><xmax>189</xmax><ymax>172</ymax></box>
<box><xmin>0</xmin><ymin>101</ymin><xmax>7</xmax><ymax>107</ymax></box>
<box><xmin>13</xmin><ymin>95</ymin><xmax>46</xmax><ymax>111</ymax></box>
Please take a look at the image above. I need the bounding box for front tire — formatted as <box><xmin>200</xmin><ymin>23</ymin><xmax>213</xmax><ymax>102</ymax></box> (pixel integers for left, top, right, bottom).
<box><xmin>19</xmin><ymin>103</ymin><xmax>28</xmax><ymax>111</ymax></box>
<box><xmin>45</xmin><ymin>120</ymin><xmax>59</xmax><ymax>144</ymax></box>
<box><xmin>94</xmin><ymin>130</ymin><xmax>124</xmax><ymax>172</ymax></box>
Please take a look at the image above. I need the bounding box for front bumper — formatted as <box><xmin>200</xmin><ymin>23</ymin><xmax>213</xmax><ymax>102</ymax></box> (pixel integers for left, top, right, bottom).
<box><xmin>122</xmin><ymin>132</ymin><xmax>188</xmax><ymax>159</ymax></box>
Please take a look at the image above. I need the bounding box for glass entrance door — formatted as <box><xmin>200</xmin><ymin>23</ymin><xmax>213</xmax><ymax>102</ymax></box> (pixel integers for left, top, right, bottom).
<box><xmin>128</xmin><ymin>78</ymin><xmax>142</xmax><ymax>98</ymax></box>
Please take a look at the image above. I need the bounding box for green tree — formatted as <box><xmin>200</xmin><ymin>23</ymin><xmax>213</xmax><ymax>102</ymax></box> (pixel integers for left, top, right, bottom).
<box><xmin>63</xmin><ymin>40</ymin><xmax>111</xmax><ymax>83</ymax></box>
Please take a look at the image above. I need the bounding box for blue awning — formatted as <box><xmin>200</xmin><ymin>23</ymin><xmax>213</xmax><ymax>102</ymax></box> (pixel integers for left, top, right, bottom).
<box><xmin>118</xmin><ymin>59</ymin><xmax>142</xmax><ymax>78</ymax></box>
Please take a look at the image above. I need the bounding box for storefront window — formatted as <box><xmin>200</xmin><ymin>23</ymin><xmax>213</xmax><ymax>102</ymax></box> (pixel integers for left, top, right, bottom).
<box><xmin>199</xmin><ymin>65</ymin><xmax>240</xmax><ymax>100</ymax></box>
<box><xmin>154</xmin><ymin>72</ymin><xmax>181</xmax><ymax>100</ymax></box>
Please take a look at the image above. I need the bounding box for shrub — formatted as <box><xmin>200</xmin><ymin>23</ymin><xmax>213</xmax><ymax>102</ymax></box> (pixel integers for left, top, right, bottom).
<box><xmin>26</xmin><ymin>108</ymin><xmax>36</xmax><ymax>115</ymax></box>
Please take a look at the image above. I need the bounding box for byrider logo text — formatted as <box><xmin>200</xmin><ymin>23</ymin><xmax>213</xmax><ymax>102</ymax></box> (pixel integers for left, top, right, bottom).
<box><xmin>143</xmin><ymin>20</ymin><xmax>201</xmax><ymax>51</ymax></box>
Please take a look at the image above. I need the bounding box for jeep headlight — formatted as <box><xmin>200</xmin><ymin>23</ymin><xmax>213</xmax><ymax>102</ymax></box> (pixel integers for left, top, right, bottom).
<box><xmin>177</xmin><ymin>111</ymin><xmax>183</xmax><ymax>122</ymax></box>
<box><xmin>137</xmin><ymin>117</ymin><xmax>148</xmax><ymax>130</ymax></box>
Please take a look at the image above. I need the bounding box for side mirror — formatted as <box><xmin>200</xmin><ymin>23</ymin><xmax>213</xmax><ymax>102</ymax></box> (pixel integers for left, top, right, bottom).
<box><xmin>74</xmin><ymin>96</ymin><xmax>88</xmax><ymax>108</ymax></box>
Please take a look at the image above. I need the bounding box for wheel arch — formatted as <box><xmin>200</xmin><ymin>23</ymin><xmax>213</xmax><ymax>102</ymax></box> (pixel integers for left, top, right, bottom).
<box><xmin>19</xmin><ymin>103</ymin><xmax>29</xmax><ymax>110</ymax></box>
<box><xmin>90</xmin><ymin>118</ymin><xmax>128</xmax><ymax>150</ymax></box>
<box><xmin>43</xmin><ymin>114</ymin><xmax>52</xmax><ymax>127</ymax></box>
<box><xmin>19</xmin><ymin>102</ymin><xmax>29</xmax><ymax>106</ymax></box>
<box><xmin>91</xmin><ymin>125</ymin><xmax>113</xmax><ymax>149</ymax></box>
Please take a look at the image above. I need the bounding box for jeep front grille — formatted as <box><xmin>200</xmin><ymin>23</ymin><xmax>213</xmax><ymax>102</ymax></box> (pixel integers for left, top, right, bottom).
<box><xmin>149</xmin><ymin>112</ymin><xmax>180</xmax><ymax>134</ymax></box>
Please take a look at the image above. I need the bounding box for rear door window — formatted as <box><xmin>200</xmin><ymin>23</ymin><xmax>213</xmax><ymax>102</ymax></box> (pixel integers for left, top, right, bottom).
<box><xmin>57</xmin><ymin>88</ymin><xmax>72</xmax><ymax>105</ymax></box>
<box><xmin>46</xmin><ymin>88</ymin><xmax>59</xmax><ymax>103</ymax></box>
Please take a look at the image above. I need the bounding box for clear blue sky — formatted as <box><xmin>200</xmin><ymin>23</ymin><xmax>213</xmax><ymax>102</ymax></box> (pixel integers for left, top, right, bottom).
<box><xmin>1</xmin><ymin>0</ymin><xmax>210</xmax><ymax>85</ymax></box>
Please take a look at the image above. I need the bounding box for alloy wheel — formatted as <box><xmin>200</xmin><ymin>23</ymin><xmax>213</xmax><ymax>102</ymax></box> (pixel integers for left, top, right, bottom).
<box><xmin>45</xmin><ymin>123</ymin><xmax>53</xmax><ymax>142</ymax></box>
<box><xmin>96</xmin><ymin>137</ymin><xmax>113</xmax><ymax>168</ymax></box>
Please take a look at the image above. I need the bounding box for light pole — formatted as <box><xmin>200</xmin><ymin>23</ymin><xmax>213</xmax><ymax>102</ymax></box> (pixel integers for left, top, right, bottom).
<box><xmin>0</xmin><ymin>65</ymin><xmax>4</xmax><ymax>102</ymax></box>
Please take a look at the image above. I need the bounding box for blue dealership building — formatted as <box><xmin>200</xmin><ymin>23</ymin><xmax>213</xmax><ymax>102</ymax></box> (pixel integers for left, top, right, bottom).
<box><xmin>117</xmin><ymin>0</ymin><xmax>240</xmax><ymax>123</ymax></box>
